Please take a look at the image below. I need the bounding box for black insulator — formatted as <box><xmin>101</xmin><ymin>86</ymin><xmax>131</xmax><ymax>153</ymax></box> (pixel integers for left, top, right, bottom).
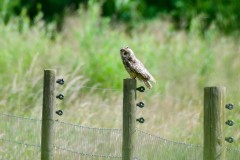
<box><xmin>56</xmin><ymin>110</ymin><xmax>63</xmax><ymax>116</ymax></box>
<box><xmin>225</xmin><ymin>120</ymin><xmax>234</xmax><ymax>126</ymax></box>
<box><xmin>136</xmin><ymin>86</ymin><xmax>145</xmax><ymax>92</ymax></box>
<box><xmin>56</xmin><ymin>94</ymin><xmax>64</xmax><ymax>100</ymax></box>
<box><xmin>136</xmin><ymin>117</ymin><xmax>145</xmax><ymax>123</ymax></box>
<box><xmin>136</xmin><ymin>102</ymin><xmax>145</xmax><ymax>108</ymax></box>
<box><xmin>225</xmin><ymin>137</ymin><xmax>234</xmax><ymax>143</ymax></box>
<box><xmin>225</xmin><ymin>103</ymin><xmax>234</xmax><ymax>110</ymax></box>
<box><xmin>56</xmin><ymin>79</ymin><xmax>64</xmax><ymax>85</ymax></box>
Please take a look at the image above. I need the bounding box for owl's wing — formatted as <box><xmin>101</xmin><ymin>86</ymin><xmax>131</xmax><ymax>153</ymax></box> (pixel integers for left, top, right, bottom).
<box><xmin>130</xmin><ymin>59</ymin><xmax>155</xmax><ymax>82</ymax></box>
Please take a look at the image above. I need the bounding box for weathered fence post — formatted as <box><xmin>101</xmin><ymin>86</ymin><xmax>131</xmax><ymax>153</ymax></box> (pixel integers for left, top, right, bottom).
<box><xmin>41</xmin><ymin>69</ymin><xmax>56</xmax><ymax>160</ymax></box>
<box><xmin>122</xmin><ymin>79</ymin><xmax>136</xmax><ymax>160</ymax></box>
<box><xmin>204</xmin><ymin>87</ymin><xmax>226</xmax><ymax>160</ymax></box>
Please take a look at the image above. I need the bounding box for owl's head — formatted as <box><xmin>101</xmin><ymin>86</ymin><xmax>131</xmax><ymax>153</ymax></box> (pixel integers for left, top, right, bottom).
<box><xmin>120</xmin><ymin>47</ymin><xmax>134</xmax><ymax>58</ymax></box>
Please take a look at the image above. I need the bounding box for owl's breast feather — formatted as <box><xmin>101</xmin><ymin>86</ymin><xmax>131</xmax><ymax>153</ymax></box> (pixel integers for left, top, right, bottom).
<box><xmin>122</xmin><ymin>59</ymin><xmax>132</xmax><ymax>72</ymax></box>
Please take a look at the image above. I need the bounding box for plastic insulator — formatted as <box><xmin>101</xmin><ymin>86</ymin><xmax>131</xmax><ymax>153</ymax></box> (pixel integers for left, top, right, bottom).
<box><xmin>225</xmin><ymin>137</ymin><xmax>234</xmax><ymax>143</ymax></box>
<box><xmin>136</xmin><ymin>102</ymin><xmax>145</xmax><ymax>108</ymax></box>
<box><xmin>56</xmin><ymin>79</ymin><xmax>64</xmax><ymax>85</ymax></box>
<box><xmin>225</xmin><ymin>103</ymin><xmax>234</xmax><ymax>110</ymax></box>
<box><xmin>56</xmin><ymin>110</ymin><xmax>63</xmax><ymax>116</ymax></box>
<box><xmin>136</xmin><ymin>117</ymin><xmax>145</xmax><ymax>123</ymax></box>
<box><xmin>56</xmin><ymin>94</ymin><xmax>64</xmax><ymax>100</ymax></box>
<box><xmin>136</xmin><ymin>86</ymin><xmax>145</xmax><ymax>92</ymax></box>
<box><xmin>225</xmin><ymin>120</ymin><xmax>234</xmax><ymax>126</ymax></box>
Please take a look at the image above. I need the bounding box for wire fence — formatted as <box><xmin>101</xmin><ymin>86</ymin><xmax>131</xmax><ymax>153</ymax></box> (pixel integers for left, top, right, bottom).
<box><xmin>0</xmin><ymin>113</ymin><xmax>200</xmax><ymax>160</ymax></box>
<box><xmin>1</xmin><ymin>113</ymin><xmax>240</xmax><ymax>160</ymax></box>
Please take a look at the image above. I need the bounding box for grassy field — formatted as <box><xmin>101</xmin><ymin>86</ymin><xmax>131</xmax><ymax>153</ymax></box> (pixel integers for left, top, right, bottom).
<box><xmin>1</xmin><ymin>2</ymin><xmax>240</xmax><ymax>153</ymax></box>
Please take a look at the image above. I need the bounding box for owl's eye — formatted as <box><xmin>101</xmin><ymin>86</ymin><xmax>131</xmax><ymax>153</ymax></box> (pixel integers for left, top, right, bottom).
<box><xmin>123</xmin><ymin>51</ymin><xmax>127</xmax><ymax>56</ymax></box>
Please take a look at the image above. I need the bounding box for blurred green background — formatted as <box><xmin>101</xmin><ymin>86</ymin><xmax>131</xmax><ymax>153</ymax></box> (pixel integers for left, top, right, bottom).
<box><xmin>0</xmin><ymin>0</ymin><xmax>240</xmax><ymax>148</ymax></box>
<box><xmin>1</xmin><ymin>0</ymin><xmax>240</xmax><ymax>33</ymax></box>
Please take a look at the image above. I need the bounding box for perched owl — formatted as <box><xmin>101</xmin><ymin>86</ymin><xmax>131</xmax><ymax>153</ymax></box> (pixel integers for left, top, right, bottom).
<box><xmin>120</xmin><ymin>47</ymin><xmax>156</xmax><ymax>89</ymax></box>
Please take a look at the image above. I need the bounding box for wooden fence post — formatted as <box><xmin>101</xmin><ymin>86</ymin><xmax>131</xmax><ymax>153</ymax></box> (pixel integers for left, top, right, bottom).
<box><xmin>204</xmin><ymin>87</ymin><xmax>226</xmax><ymax>160</ymax></box>
<box><xmin>122</xmin><ymin>79</ymin><xmax>136</xmax><ymax>160</ymax></box>
<box><xmin>41</xmin><ymin>69</ymin><xmax>56</xmax><ymax>160</ymax></box>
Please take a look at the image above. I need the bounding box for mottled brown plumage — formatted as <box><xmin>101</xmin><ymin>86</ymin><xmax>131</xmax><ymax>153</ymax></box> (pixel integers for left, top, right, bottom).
<box><xmin>120</xmin><ymin>47</ymin><xmax>156</xmax><ymax>89</ymax></box>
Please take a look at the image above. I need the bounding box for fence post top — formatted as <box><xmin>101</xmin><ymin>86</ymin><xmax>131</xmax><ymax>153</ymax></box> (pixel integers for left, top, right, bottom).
<box><xmin>124</xmin><ymin>78</ymin><xmax>136</xmax><ymax>81</ymax></box>
<box><xmin>204</xmin><ymin>86</ymin><xmax>226</xmax><ymax>90</ymax></box>
<box><xmin>204</xmin><ymin>86</ymin><xmax>225</xmax><ymax>88</ymax></box>
<box><xmin>44</xmin><ymin>69</ymin><xmax>56</xmax><ymax>72</ymax></box>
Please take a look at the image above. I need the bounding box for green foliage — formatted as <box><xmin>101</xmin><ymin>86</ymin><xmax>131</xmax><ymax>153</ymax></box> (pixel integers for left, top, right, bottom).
<box><xmin>102</xmin><ymin>0</ymin><xmax>240</xmax><ymax>33</ymax></box>
<box><xmin>171</xmin><ymin>0</ymin><xmax>240</xmax><ymax>33</ymax></box>
<box><xmin>102</xmin><ymin>0</ymin><xmax>146</xmax><ymax>21</ymax></box>
<box><xmin>0</xmin><ymin>0</ymin><xmax>85</xmax><ymax>30</ymax></box>
<box><xmin>0</xmin><ymin>0</ymin><xmax>20</xmax><ymax>23</ymax></box>
<box><xmin>1</xmin><ymin>0</ymin><xmax>240</xmax><ymax>33</ymax></box>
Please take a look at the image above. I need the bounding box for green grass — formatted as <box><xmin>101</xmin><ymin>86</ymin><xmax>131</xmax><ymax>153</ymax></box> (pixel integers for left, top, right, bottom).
<box><xmin>1</xmin><ymin>2</ymin><xmax>240</xmax><ymax>158</ymax></box>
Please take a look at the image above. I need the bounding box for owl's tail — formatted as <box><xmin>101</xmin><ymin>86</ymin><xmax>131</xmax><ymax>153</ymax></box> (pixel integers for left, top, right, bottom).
<box><xmin>144</xmin><ymin>80</ymin><xmax>152</xmax><ymax>89</ymax></box>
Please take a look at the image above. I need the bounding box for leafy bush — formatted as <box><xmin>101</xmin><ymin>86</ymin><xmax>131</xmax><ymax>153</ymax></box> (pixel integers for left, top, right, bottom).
<box><xmin>171</xmin><ymin>0</ymin><xmax>240</xmax><ymax>33</ymax></box>
<box><xmin>1</xmin><ymin>0</ymin><xmax>240</xmax><ymax>33</ymax></box>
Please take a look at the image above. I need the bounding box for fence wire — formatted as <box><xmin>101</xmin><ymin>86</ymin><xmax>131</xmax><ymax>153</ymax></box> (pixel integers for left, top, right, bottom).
<box><xmin>1</xmin><ymin>113</ymin><xmax>240</xmax><ymax>160</ymax></box>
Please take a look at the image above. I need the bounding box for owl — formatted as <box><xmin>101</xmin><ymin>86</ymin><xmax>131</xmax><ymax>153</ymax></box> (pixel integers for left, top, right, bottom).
<box><xmin>120</xmin><ymin>47</ymin><xmax>156</xmax><ymax>89</ymax></box>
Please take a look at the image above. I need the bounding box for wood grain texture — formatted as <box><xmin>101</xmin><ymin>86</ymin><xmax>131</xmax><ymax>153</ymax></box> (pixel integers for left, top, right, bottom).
<box><xmin>122</xmin><ymin>79</ymin><xmax>136</xmax><ymax>160</ymax></box>
<box><xmin>204</xmin><ymin>87</ymin><xmax>225</xmax><ymax>160</ymax></box>
<box><xmin>41</xmin><ymin>69</ymin><xmax>56</xmax><ymax>160</ymax></box>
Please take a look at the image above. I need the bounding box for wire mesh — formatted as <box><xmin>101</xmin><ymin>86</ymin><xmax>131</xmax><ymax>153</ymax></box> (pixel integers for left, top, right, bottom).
<box><xmin>135</xmin><ymin>129</ymin><xmax>202</xmax><ymax>160</ymax></box>
<box><xmin>1</xmin><ymin>113</ymin><xmax>240</xmax><ymax>160</ymax></box>
<box><xmin>226</xmin><ymin>148</ymin><xmax>240</xmax><ymax>160</ymax></box>
<box><xmin>0</xmin><ymin>113</ymin><xmax>41</xmax><ymax>160</ymax></box>
<box><xmin>53</xmin><ymin>121</ymin><xmax>122</xmax><ymax>159</ymax></box>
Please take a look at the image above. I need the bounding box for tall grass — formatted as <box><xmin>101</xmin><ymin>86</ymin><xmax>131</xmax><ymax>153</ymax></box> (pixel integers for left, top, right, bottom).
<box><xmin>0</xmin><ymin>2</ymin><xmax>240</xmax><ymax>146</ymax></box>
